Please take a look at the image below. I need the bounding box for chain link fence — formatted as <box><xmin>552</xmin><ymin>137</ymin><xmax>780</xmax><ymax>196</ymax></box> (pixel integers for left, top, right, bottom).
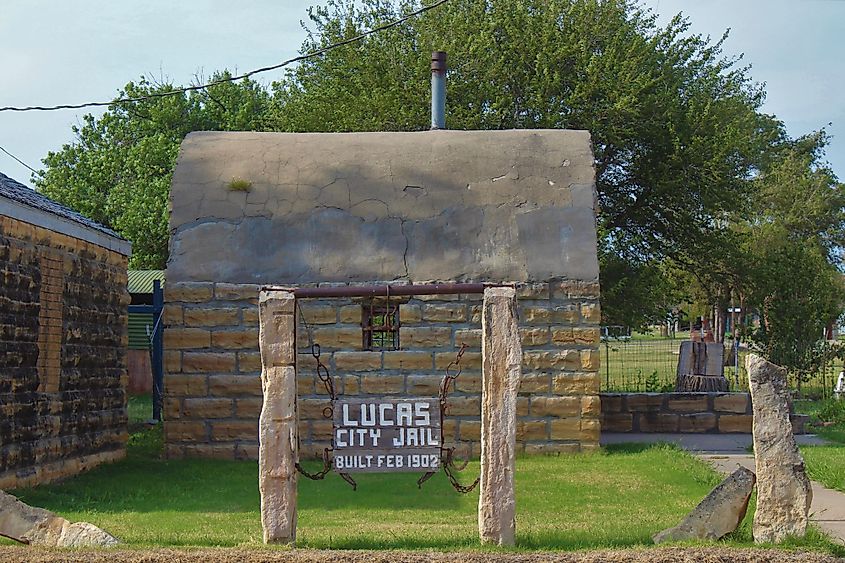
<box><xmin>600</xmin><ymin>327</ymin><xmax>841</xmax><ymax>399</ymax></box>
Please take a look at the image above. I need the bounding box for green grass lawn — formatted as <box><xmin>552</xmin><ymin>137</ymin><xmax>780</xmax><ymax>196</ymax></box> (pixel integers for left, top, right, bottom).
<box><xmin>127</xmin><ymin>394</ymin><xmax>153</xmax><ymax>425</ymax></box>
<box><xmin>3</xmin><ymin>425</ymin><xmax>843</xmax><ymax>556</ymax></box>
<box><xmin>794</xmin><ymin>398</ymin><xmax>845</xmax><ymax>494</ymax></box>
<box><xmin>795</xmin><ymin>399</ymin><xmax>845</xmax><ymax>444</ymax></box>
<box><xmin>802</xmin><ymin>446</ymin><xmax>845</xmax><ymax>493</ymax></box>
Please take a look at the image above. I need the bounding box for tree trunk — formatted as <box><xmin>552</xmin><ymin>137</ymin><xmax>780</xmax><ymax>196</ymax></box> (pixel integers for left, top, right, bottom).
<box><xmin>716</xmin><ymin>304</ymin><xmax>728</xmax><ymax>344</ymax></box>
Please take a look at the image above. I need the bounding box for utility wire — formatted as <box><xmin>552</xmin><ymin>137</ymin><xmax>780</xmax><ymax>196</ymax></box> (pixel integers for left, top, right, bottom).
<box><xmin>0</xmin><ymin>0</ymin><xmax>449</xmax><ymax>113</ymax></box>
<box><xmin>0</xmin><ymin>145</ymin><xmax>41</xmax><ymax>175</ymax></box>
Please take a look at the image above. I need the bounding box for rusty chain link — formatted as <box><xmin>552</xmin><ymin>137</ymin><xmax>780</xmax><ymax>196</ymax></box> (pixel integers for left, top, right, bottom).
<box><xmin>433</xmin><ymin>343</ymin><xmax>480</xmax><ymax>494</ymax></box>
<box><xmin>442</xmin><ymin>448</ymin><xmax>479</xmax><ymax>494</ymax></box>
<box><xmin>295</xmin><ymin>447</ymin><xmax>333</xmax><ymax>480</ymax></box>
<box><xmin>295</xmin><ymin>305</ymin><xmax>345</xmax><ymax>484</ymax></box>
<box><xmin>311</xmin><ymin>343</ymin><xmax>337</xmax><ymax>402</ymax></box>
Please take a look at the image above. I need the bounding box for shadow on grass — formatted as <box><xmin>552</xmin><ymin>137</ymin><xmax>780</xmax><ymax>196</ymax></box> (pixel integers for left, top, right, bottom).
<box><xmin>8</xmin><ymin>428</ymin><xmax>842</xmax><ymax>555</ymax></box>
<box><xmin>295</xmin><ymin>532</ymin><xmax>658</xmax><ymax>551</ymax></box>
<box><xmin>11</xmin><ymin>425</ymin><xmax>462</xmax><ymax>517</ymax></box>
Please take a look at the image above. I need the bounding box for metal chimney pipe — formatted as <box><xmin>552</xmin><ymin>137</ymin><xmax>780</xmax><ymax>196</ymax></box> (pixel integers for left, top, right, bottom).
<box><xmin>430</xmin><ymin>51</ymin><xmax>447</xmax><ymax>130</ymax></box>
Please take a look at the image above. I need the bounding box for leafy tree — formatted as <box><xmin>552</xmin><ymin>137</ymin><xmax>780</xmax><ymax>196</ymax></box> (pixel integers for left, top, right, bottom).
<box><xmin>598</xmin><ymin>253</ymin><xmax>681</xmax><ymax>331</ymax></box>
<box><xmin>739</xmin><ymin>134</ymin><xmax>845</xmax><ymax>374</ymax></box>
<box><xmin>272</xmin><ymin>0</ymin><xmax>783</xmax><ymax>326</ymax></box>
<box><xmin>743</xmin><ymin>232</ymin><xmax>843</xmax><ymax>375</ymax></box>
<box><xmin>36</xmin><ymin>73</ymin><xmax>273</xmax><ymax>268</ymax></box>
<box><xmin>37</xmin><ymin>0</ymin><xmax>843</xmax><ymax>358</ymax></box>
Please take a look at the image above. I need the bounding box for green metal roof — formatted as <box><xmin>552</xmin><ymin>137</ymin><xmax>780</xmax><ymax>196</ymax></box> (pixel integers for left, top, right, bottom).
<box><xmin>128</xmin><ymin>312</ymin><xmax>154</xmax><ymax>350</ymax></box>
<box><xmin>128</xmin><ymin>270</ymin><xmax>165</xmax><ymax>294</ymax></box>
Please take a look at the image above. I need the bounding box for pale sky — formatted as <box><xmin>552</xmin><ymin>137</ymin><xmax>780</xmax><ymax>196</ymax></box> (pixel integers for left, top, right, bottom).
<box><xmin>1</xmin><ymin>1</ymin><xmax>843</xmax><ymax>185</ymax></box>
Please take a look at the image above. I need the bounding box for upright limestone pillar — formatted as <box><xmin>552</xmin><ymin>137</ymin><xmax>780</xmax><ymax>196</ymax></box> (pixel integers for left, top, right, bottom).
<box><xmin>479</xmin><ymin>286</ymin><xmax>521</xmax><ymax>546</ymax></box>
<box><xmin>747</xmin><ymin>353</ymin><xmax>812</xmax><ymax>543</ymax></box>
<box><xmin>258</xmin><ymin>289</ymin><xmax>298</xmax><ymax>544</ymax></box>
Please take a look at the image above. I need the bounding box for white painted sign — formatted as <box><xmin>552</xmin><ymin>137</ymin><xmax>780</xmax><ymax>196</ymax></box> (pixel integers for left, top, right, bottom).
<box><xmin>332</xmin><ymin>398</ymin><xmax>441</xmax><ymax>473</ymax></box>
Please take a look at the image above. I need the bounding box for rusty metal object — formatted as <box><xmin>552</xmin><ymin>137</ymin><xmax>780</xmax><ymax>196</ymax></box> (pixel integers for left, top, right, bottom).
<box><xmin>338</xmin><ymin>472</ymin><xmax>358</xmax><ymax>490</ymax></box>
<box><xmin>311</xmin><ymin>344</ymin><xmax>337</xmax><ymax>401</ymax></box>
<box><xmin>443</xmin><ymin>448</ymin><xmax>479</xmax><ymax>494</ymax></box>
<box><xmin>290</xmin><ymin>282</ymin><xmax>487</xmax><ymax>299</ymax></box>
<box><xmin>295</xmin><ymin>448</ymin><xmax>333</xmax><ymax>481</ymax></box>
<box><xmin>431</xmin><ymin>50</ymin><xmax>447</xmax><ymax>129</ymax></box>
<box><xmin>294</xmin><ymin>298</ymin><xmax>485</xmax><ymax>493</ymax></box>
<box><xmin>435</xmin><ymin>343</ymin><xmax>480</xmax><ymax>494</ymax></box>
<box><xmin>431</xmin><ymin>50</ymin><xmax>447</xmax><ymax>72</ymax></box>
<box><xmin>293</xmin><ymin>312</ymin><xmax>344</xmax><ymax>485</ymax></box>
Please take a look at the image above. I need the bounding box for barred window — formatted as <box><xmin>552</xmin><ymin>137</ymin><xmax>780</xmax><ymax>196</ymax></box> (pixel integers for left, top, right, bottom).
<box><xmin>362</xmin><ymin>302</ymin><xmax>399</xmax><ymax>351</ymax></box>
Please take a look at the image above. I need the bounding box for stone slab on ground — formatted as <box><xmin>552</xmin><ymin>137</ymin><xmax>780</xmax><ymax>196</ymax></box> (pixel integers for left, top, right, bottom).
<box><xmin>703</xmin><ymin>454</ymin><xmax>845</xmax><ymax>546</ymax></box>
<box><xmin>598</xmin><ymin>432</ymin><xmax>845</xmax><ymax>546</ymax></box>
<box><xmin>0</xmin><ymin>490</ymin><xmax>118</xmax><ymax>547</ymax></box>
<box><xmin>653</xmin><ymin>467</ymin><xmax>755</xmax><ymax>543</ymax></box>
<box><xmin>0</xmin><ymin>547</ymin><xmax>841</xmax><ymax>563</ymax></box>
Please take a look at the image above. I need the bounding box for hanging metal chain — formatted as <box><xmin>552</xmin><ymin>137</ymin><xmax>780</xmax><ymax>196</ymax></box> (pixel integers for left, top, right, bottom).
<box><xmin>297</xmin><ymin>303</ymin><xmax>337</xmax><ymax>403</ymax></box>
<box><xmin>311</xmin><ymin>343</ymin><xmax>337</xmax><ymax>401</ymax></box>
<box><xmin>294</xmin><ymin>303</ymin><xmax>347</xmax><ymax>485</ymax></box>
<box><xmin>442</xmin><ymin>448</ymin><xmax>479</xmax><ymax>494</ymax></box>
<box><xmin>434</xmin><ymin>343</ymin><xmax>480</xmax><ymax>494</ymax></box>
<box><xmin>295</xmin><ymin>447</ymin><xmax>333</xmax><ymax>480</ymax></box>
<box><xmin>439</xmin><ymin>342</ymin><xmax>467</xmax><ymax>403</ymax></box>
<box><xmin>297</xmin><ymin>342</ymin><xmax>354</xmax><ymax>488</ymax></box>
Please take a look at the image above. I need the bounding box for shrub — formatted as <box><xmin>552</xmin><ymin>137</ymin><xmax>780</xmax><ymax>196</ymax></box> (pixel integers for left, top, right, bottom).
<box><xmin>817</xmin><ymin>397</ymin><xmax>845</xmax><ymax>424</ymax></box>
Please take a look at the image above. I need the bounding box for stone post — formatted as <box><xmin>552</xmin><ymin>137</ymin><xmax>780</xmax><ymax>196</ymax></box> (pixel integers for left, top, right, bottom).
<box><xmin>479</xmin><ymin>286</ymin><xmax>521</xmax><ymax>546</ymax></box>
<box><xmin>746</xmin><ymin>353</ymin><xmax>812</xmax><ymax>543</ymax></box>
<box><xmin>258</xmin><ymin>289</ymin><xmax>298</xmax><ymax>544</ymax></box>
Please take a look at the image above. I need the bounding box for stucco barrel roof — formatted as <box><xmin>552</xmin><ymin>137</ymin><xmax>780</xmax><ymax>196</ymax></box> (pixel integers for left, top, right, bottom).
<box><xmin>168</xmin><ymin>130</ymin><xmax>597</xmax><ymax>285</ymax></box>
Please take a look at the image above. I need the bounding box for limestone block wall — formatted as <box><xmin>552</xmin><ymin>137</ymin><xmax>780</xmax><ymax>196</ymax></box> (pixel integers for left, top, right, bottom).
<box><xmin>0</xmin><ymin>215</ymin><xmax>129</xmax><ymax>489</ymax></box>
<box><xmin>163</xmin><ymin>280</ymin><xmax>601</xmax><ymax>459</ymax></box>
<box><xmin>601</xmin><ymin>392</ymin><xmax>809</xmax><ymax>434</ymax></box>
<box><xmin>165</xmin><ymin>130</ymin><xmax>601</xmax><ymax>458</ymax></box>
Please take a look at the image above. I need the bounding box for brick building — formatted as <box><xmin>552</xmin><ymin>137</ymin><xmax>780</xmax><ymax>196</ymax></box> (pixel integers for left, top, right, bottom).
<box><xmin>164</xmin><ymin>130</ymin><xmax>601</xmax><ymax>459</ymax></box>
<box><xmin>0</xmin><ymin>172</ymin><xmax>131</xmax><ymax>488</ymax></box>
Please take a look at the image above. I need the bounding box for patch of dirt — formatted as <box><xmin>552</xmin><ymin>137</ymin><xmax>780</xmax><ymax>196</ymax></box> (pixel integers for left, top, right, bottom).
<box><xmin>0</xmin><ymin>547</ymin><xmax>842</xmax><ymax>563</ymax></box>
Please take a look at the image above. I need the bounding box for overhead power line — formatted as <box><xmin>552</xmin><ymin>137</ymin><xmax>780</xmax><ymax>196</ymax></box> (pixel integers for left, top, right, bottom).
<box><xmin>0</xmin><ymin>145</ymin><xmax>40</xmax><ymax>175</ymax></box>
<box><xmin>0</xmin><ymin>0</ymin><xmax>449</xmax><ymax>113</ymax></box>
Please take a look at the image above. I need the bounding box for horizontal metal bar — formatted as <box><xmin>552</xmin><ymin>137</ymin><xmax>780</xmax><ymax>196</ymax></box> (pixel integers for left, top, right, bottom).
<box><xmin>293</xmin><ymin>282</ymin><xmax>491</xmax><ymax>299</ymax></box>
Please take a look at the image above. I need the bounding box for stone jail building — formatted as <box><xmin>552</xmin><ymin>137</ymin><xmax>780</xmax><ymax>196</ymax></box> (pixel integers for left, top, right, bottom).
<box><xmin>163</xmin><ymin>130</ymin><xmax>601</xmax><ymax>459</ymax></box>
<box><xmin>0</xmin><ymin>172</ymin><xmax>131</xmax><ymax>488</ymax></box>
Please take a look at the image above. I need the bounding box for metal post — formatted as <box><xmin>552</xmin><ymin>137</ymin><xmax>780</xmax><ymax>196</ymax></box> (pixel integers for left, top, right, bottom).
<box><xmin>431</xmin><ymin>51</ymin><xmax>447</xmax><ymax>129</ymax></box>
<box><xmin>151</xmin><ymin>279</ymin><xmax>164</xmax><ymax>421</ymax></box>
<box><xmin>290</xmin><ymin>282</ymin><xmax>487</xmax><ymax>299</ymax></box>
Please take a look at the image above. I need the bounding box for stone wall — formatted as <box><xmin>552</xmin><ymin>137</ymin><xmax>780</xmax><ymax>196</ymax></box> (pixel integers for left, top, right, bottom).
<box><xmin>601</xmin><ymin>392</ymin><xmax>809</xmax><ymax>434</ymax></box>
<box><xmin>0</xmin><ymin>215</ymin><xmax>129</xmax><ymax>489</ymax></box>
<box><xmin>163</xmin><ymin>280</ymin><xmax>601</xmax><ymax>459</ymax></box>
<box><xmin>165</xmin><ymin>130</ymin><xmax>601</xmax><ymax>457</ymax></box>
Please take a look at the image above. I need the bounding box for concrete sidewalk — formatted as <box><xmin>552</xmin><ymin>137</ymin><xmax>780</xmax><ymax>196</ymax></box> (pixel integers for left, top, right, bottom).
<box><xmin>601</xmin><ymin>433</ymin><xmax>845</xmax><ymax>545</ymax></box>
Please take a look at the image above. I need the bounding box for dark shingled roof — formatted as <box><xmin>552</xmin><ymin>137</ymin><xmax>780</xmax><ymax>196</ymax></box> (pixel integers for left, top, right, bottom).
<box><xmin>0</xmin><ymin>171</ymin><xmax>124</xmax><ymax>240</ymax></box>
